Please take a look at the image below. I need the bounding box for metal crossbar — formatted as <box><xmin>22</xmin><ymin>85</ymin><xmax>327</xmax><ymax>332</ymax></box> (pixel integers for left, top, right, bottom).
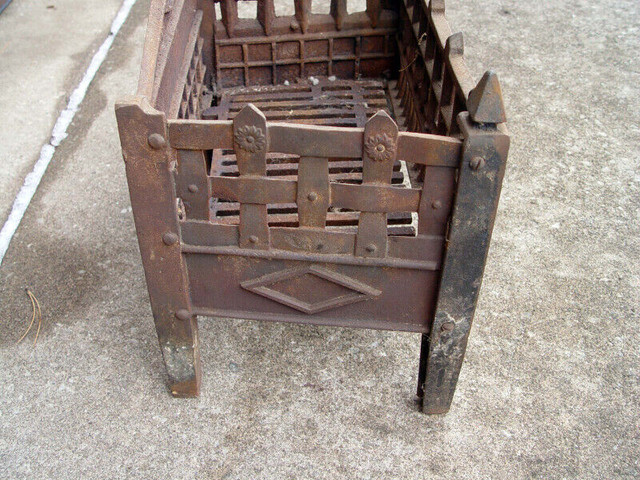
<box><xmin>172</xmin><ymin>102</ymin><xmax>461</xmax><ymax>258</ymax></box>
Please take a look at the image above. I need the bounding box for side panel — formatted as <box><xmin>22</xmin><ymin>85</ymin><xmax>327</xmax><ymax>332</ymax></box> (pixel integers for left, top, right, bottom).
<box><xmin>186</xmin><ymin>254</ymin><xmax>439</xmax><ymax>333</ymax></box>
<box><xmin>213</xmin><ymin>0</ymin><xmax>399</xmax><ymax>87</ymax></box>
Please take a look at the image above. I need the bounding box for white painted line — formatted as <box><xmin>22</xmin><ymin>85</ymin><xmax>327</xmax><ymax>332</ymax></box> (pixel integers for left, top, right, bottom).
<box><xmin>0</xmin><ymin>0</ymin><xmax>138</xmax><ymax>266</ymax></box>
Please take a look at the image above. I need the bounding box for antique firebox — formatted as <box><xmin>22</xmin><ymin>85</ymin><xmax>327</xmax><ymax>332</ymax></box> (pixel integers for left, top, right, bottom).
<box><xmin>115</xmin><ymin>0</ymin><xmax>509</xmax><ymax>413</ymax></box>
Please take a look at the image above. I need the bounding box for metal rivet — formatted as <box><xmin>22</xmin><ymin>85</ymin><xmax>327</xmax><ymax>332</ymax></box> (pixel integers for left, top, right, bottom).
<box><xmin>162</xmin><ymin>232</ymin><xmax>178</xmax><ymax>246</ymax></box>
<box><xmin>307</xmin><ymin>192</ymin><xmax>318</xmax><ymax>202</ymax></box>
<box><xmin>171</xmin><ymin>390</ymin><xmax>178</xmax><ymax>396</ymax></box>
<box><xmin>290</xmin><ymin>19</ymin><xmax>299</xmax><ymax>30</ymax></box>
<box><xmin>175</xmin><ymin>309</ymin><xmax>191</xmax><ymax>321</ymax></box>
<box><xmin>249</xmin><ymin>235</ymin><xmax>259</xmax><ymax>244</ymax></box>
<box><xmin>432</xmin><ymin>200</ymin><xmax>442</xmax><ymax>209</ymax></box>
<box><xmin>441</xmin><ymin>322</ymin><xmax>455</xmax><ymax>332</ymax></box>
<box><xmin>148</xmin><ymin>133</ymin><xmax>166</xmax><ymax>150</ymax></box>
<box><xmin>470</xmin><ymin>156</ymin><xmax>485</xmax><ymax>171</ymax></box>
<box><xmin>365</xmin><ymin>244</ymin><xmax>377</xmax><ymax>253</ymax></box>
<box><xmin>188</xmin><ymin>184</ymin><xmax>199</xmax><ymax>193</ymax></box>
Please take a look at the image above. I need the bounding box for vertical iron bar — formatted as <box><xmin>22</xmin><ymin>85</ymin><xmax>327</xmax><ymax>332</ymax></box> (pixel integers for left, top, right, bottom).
<box><xmin>233</xmin><ymin>104</ymin><xmax>270</xmax><ymax>248</ymax></box>
<box><xmin>355</xmin><ymin>111</ymin><xmax>398</xmax><ymax>258</ymax></box>
<box><xmin>220</xmin><ymin>0</ymin><xmax>238</xmax><ymax>37</ymax></box>
<box><xmin>294</xmin><ymin>0</ymin><xmax>312</xmax><ymax>33</ymax></box>
<box><xmin>421</xmin><ymin>111</ymin><xmax>509</xmax><ymax>414</ymax></box>
<box><xmin>330</xmin><ymin>0</ymin><xmax>347</xmax><ymax>30</ymax></box>
<box><xmin>115</xmin><ymin>97</ymin><xmax>200</xmax><ymax>397</ymax></box>
<box><xmin>257</xmin><ymin>0</ymin><xmax>275</xmax><ymax>35</ymax></box>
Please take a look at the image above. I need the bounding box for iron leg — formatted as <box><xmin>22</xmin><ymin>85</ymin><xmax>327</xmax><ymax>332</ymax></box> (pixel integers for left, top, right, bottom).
<box><xmin>416</xmin><ymin>333</ymin><xmax>429</xmax><ymax>402</ymax></box>
<box><xmin>153</xmin><ymin>311</ymin><xmax>201</xmax><ymax>397</ymax></box>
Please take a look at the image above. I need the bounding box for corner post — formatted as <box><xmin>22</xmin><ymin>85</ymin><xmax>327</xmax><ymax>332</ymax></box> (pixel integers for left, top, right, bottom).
<box><xmin>197</xmin><ymin>0</ymin><xmax>216</xmax><ymax>87</ymax></box>
<box><xmin>420</xmin><ymin>72</ymin><xmax>509</xmax><ymax>414</ymax></box>
<box><xmin>115</xmin><ymin>96</ymin><xmax>201</xmax><ymax>397</ymax></box>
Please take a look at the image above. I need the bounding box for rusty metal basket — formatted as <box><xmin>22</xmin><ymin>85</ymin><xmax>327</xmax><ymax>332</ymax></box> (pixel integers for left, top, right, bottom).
<box><xmin>115</xmin><ymin>0</ymin><xmax>509</xmax><ymax>414</ymax></box>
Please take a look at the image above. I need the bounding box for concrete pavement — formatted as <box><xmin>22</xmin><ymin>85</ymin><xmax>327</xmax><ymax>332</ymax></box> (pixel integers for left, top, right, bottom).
<box><xmin>0</xmin><ymin>0</ymin><xmax>638</xmax><ymax>478</ymax></box>
<box><xmin>0</xmin><ymin>0</ymin><xmax>124</xmax><ymax>225</ymax></box>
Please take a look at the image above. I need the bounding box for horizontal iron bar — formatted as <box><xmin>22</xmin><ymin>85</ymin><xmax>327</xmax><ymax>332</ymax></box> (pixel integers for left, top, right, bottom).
<box><xmin>331</xmin><ymin>182</ymin><xmax>421</xmax><ymax>213</ymax></box>
<box><xmin>216</xmin><ymin>27</ymin><xmax>396</xmax><ymax>46</ymax></box>
<box><xmin>225</xmin><ymin>96</ymin><xmax>387</xmax><ymax>111</ymax></box>
<box><xmin>217</xmin><ymin>52</ymin><xmax>396</xmax><ymax>69</ymax></box>
<box><xmin>169</xmin><ymin>121</ymin><xmax>461</xmax><ymax>166</ymax></box>
<box><xmin>180</xmin><ymin>221</ymin><xmax>442</xmax><ymax>261</ymax></box>
<box><xmin>210</xmin><ymin>176</ymin><xmax>298</xmax><ymax>203</ymax></box>
<box><xmin>396</xmin><ymin>131</ymin><xmax>461</xmax><ymax>167</ymax></box>
<box><xmin>209</xmin><ymin>176</ymin><xmax>420</xmax><ymax>213</ymax></box>
<box><xmin>181</xmin><ymin>243</ymin><xmax>439</xmax><ymax>271</ymax></box>
<box><xmin>190</xmin><ymin>307</ymin><xmax>429</xmax><ymax>333</ymax></box>
<box><xmin>224</xmin><ymin>79</ymin><xmax>384</xmax><ymax>98</ymax></box>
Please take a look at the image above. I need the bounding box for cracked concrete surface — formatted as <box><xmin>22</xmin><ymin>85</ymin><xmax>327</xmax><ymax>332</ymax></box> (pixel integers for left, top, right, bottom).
<box><xmin>0</xmin><ymin>0</ymin><xmax>638</xmax><ymax>478</ymax></box>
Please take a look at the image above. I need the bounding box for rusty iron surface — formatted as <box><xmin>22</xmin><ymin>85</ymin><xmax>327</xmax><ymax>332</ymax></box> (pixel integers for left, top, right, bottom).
<box><xmin>203</xmin><ymin>77</ymin><xmax>388</xmax><ymax>126</ymax></box>
<box><xmin>419</xmin><ymin>113</ymin><xmax>510</xmax><ymax>414</ymax></box>
<box><xmin>201</xmin><ymin>77</ymin><xmax>416</xmax><ymax>234</ymax></box>
<box><xmin>173</xmin><ymin>102</ymin><xmax>447</xmax><ymax>332</ymax></box>
<box><xmin>117</xmin><ymin>0</ymin><xmax>510</xmax><ymax>412</ymax></box>
<box><xmin>115</xmin><ymin>97</ymin><xmax>201</xmax><ymax>398</ymax></box>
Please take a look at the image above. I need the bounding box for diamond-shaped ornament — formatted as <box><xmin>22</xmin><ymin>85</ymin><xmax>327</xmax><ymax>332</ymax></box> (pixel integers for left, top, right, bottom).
<box><xmin>241</xmin><ymin>265</ymin><xmax>381</xmax><ymax>314</ymax></box>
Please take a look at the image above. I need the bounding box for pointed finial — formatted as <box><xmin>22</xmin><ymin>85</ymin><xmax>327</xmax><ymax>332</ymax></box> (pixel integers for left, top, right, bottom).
<box><xmin>233</xmin><ymin>104</ymin><xmax>268</xmax><ymax>154</ymax></box>
<box><xmin>234</xmin><ymin>103</ymin><xmax>266</xmax><ymax>125</ymax></box>
<box><xmin>467</xmin><ymin>71</ymin><xmax>507</xmax><ymax>124</ymax></box>
<box><xmin>445</xmin><ymin>32</ymin><xmax>464</xmax><ymax>57</ymax></box>
<box><xmin>366</xmin><ymin>109</ymin><xmax>397</xmax><ymax>128</ymax></box>
<box><xmin>429</xmin><ymin>0</ymin><xmax>445</xmax><ymax>13</ymax></box>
